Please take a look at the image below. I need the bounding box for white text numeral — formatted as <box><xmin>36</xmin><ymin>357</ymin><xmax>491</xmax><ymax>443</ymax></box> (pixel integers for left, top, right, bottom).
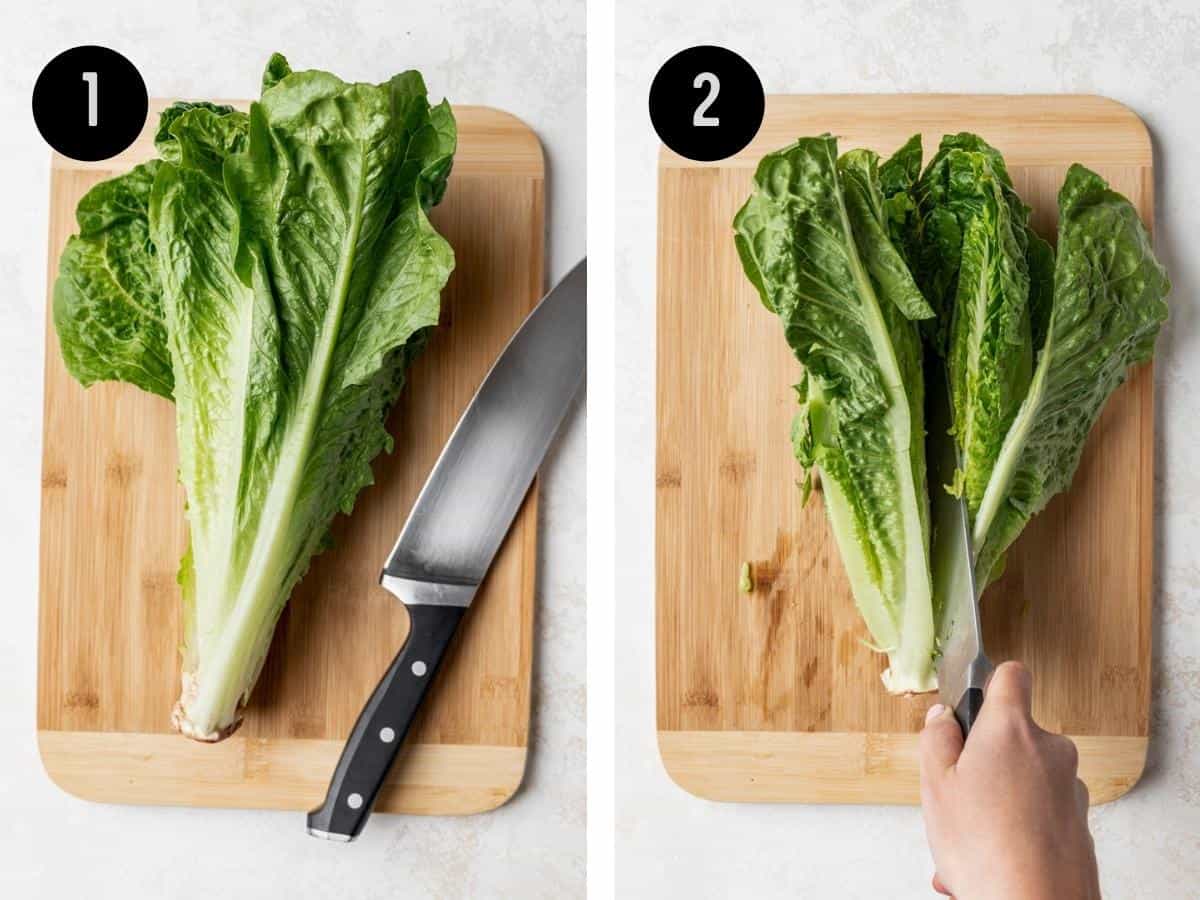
<box><xmin>82</xmin><ymin>72</ymin><xmax>98</xmax><ymax>127</ymax></box>
<box><xmin>692</xmin><ymin>72</ymin><xmax>720</xmax><ymax>127</ymax></box>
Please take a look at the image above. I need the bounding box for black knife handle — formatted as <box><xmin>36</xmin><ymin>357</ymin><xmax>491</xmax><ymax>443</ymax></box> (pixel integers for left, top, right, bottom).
<box><xmin>954</xmin><ymin>685</ymin><xmax>986</xmax><ymax>738</ymax></box>
<box><xmin>307</xmin><ymin>603</ymin><xmax>465</xmax><ymax>841</ymax></box>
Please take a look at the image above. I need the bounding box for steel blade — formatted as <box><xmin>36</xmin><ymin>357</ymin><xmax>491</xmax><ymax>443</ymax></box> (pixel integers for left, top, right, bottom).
<box><xmin>927</xmin><ymin>356</ymin><xmax>991</xmax><ymax>715</ymax></box>
<box><xmin>380</xmin><ymin>260</ymin><xmax>586</xmax><ymax>606</ymax></box>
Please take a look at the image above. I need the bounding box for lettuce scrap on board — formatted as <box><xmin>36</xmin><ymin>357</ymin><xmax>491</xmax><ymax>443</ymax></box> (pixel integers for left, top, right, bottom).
<box><xmin>52</xmin><ymin>54</ymin><xmax>457</xmax><ymax>740</ymax></box>
<box><xmin>735</xmin><ymin>132</ymin><xmax>1168</xmax><ymax>693</ymax></box>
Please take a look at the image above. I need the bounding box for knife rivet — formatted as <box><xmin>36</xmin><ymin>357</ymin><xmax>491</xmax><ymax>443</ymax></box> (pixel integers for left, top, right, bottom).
<box><xmin>347</xmin><ymin>793</ymin><xmax>363</xmax><ymax>810</ymax></box>
<box><xmin>379</xmin><ymin>727</ymin><xmax>396</xmax><ymax>743</ymax></box>
<box><xmin>411</xmin><ymin>661</ymin><xmax>427</xmax><ymax>677</ymax></box>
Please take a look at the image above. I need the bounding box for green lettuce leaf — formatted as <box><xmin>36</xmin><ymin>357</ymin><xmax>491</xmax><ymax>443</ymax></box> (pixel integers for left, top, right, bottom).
<box><xmin>735</xmin><ymin>135</ymin><xmax>937</xmax><ymax>693</ymax></box>
<box><xmin>52</xmin><ymin>161</ymin><xmax>174</xmax><ymax>399</ymax></box>
<box><xmin>52</xmin><ymin>102</ymin><xmax>249</xmax><ymax>402</ymax></box>
<box><xmin>154</xmin><ymin>100</ymin><xmax>242</xmax><ymax>163</ymax></box>
<box><xmin>972</xmin><ymin>164</ymin><xmax>1169</xmax><ymax>583</ymax></box>
<box><xmin>878</xmin><ymin>134</ymin><xmax>923</xmax><ymax>263</ymax></box>
<box><xmin>914</xmin><ymin>135</ymin><xmax>1035</xmax><ymax>514</ymax></box>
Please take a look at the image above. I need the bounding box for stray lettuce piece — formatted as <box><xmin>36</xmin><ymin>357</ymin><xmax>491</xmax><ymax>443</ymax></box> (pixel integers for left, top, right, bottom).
<box><xmin>53</xmin><ymin>161</ymin><xmax>174</xmax><ymax>399</ymax></box>
<box><xmin>739</xmin><ymin>562</ymin><xmax>753</xmax><ymax>594</ymax></box>
<box><xmin>971</xmin><ymin>164</ymin><xmax>1169</xmax><ymax>584</ymax></box>
<box><xmin>735</xmin><ymin>135</ymin><xmax>937</xmax><ymax>693</ymax></box>
<box><xmin>914</xmin><ymin>135</ymin><xmax>1035</xmax><ymax>515</ymax></box>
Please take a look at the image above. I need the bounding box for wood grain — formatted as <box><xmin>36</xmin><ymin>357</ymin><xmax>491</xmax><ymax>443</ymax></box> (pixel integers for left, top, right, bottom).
<box><xmin>657</xmin><ymin>732</ymin><xmax>1146</xmax><ymax>805</ymax></box>
<box><xmin>656</xmin><ymin>95</ymin><xmax>1153</xmax><ymax>804</ymax></box>
<box><xmin>39</xmin><ymin>731</ymin><xmax>525</xmax><ymax>814</ymax></box>
<box><xmin>39</xmin><ymin>103</ymin><xmax>544</xmax><ymax>814</ymax></box>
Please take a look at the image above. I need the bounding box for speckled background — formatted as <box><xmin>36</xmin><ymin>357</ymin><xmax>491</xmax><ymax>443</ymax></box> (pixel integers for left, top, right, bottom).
<box><xmin>616</xmin><ymin>1</ymin><xmax>1198</xmax><ymax>896</ymax></box>
<box><xmin>0</xmin><ymin>2</ymin><xmax>584</xmax><ymax>897</ymax></box>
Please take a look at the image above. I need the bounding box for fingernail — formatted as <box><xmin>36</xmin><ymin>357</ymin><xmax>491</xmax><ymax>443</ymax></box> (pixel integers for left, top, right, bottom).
<box><xmin>925</xmin><ymin>703</ymin><xmax>946</xmax><ymax>724</ymax></box>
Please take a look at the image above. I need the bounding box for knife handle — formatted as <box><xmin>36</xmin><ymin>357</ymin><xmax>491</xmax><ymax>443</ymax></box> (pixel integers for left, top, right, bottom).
<box><xmin>954</xmin><ymin>685</ymin><xmax>986</xmax><ymax>737</ymax></box>
<box><xmin>307</xmin><ymin>602</ymin><xmax>466</xmax><ymax>841</ymax></box>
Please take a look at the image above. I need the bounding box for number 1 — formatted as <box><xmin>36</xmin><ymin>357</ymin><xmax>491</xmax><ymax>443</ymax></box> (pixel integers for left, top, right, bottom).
<box><xmin>82</xmin><ymin>72</ymin><xmax>98</xmax><ymax>127</ymax></box>
<box><xmin>692</xmin><ymin>72</ymin><xmax>720</xmax><ymax>127</ymax></box>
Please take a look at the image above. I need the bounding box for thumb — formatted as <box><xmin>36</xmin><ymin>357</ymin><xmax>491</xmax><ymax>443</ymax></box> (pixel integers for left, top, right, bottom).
<box><xmin>920</xmin><ymin>703</ymin><xmax>964</xmax><ymax>777</ymax></box>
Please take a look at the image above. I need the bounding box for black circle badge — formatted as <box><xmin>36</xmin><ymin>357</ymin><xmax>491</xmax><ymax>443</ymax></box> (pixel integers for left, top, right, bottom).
<box><xmin>33</xmin><ymin>46</ymin><xmax>148</xmax><ymax>162</ymax></box>
<box><xmin>649</xmin><ymin>46</ymin><xmax>764</xmax><ymax>162</ymax></box>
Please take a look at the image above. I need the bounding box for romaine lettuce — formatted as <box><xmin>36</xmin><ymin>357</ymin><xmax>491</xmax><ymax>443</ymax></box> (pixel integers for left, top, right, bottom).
<box><xmin>737</xmin><ymin>134</ymin><xmax>1169</xmax><ymax>694</ymax></box>
<box><xmin>53</xmin><ymin>54</ymin><xmax>456</xmax><ymax>740</ymax></box>
<box><xmin>735</xmin><ymin>135</ymin><xmax>939</xmax><ymax>693</ymax></box>
<box><xmin>971</xmin><ymin>164</ymin><xmax>1170</xmax><ymax>584</ymax></box>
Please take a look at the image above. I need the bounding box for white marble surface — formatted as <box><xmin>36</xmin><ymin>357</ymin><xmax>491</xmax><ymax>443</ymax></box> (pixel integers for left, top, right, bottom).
<box><xmin>616</xmin><ymin>1</ymin><xmax>1199</xmax><ymax>896</ymax></box>
<box><xmin>0</xmin><ymin>2</ymin><xmax>585</xmax><ymax>897</ymax></box>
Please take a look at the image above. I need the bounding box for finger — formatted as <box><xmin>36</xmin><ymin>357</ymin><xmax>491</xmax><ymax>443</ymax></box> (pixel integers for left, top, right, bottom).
<box><xmin>920</xmin><ymin>703</ymin><xmax>964</xmax><ymax>776</ymax></box>
<box><xmin>1047</xmin><ymin>732</ymin><xmax>1080</xmax><ymax>772</ymax></box>
<box><xmin>983</xmin><ymin>660</ymin><xmax>1033</xmax><ymax>716</ymax></box>
<box><xmin>1074</xmin><ymin>777</ymin><xmax>1090</xmax><ymax>816</ymax></box>
<box><xmin>932</xmin><ymin>872</ymin><xmax>953</xmax><ymax>896</ymax></box>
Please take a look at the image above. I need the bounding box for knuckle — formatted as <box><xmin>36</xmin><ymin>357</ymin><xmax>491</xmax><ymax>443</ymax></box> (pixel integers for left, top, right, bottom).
<box><xmin>1076</xmin><ymin>778</ymin><xmax>1090</xmax><ymax>803</ymax></box>
<box><xmin>995</xmin><ymin>659</ymin><xmax>1029</xmax><ymax>680</ymax></box>
<box><xmin>991</xmin><ymin>660</ymin><xmax>1031</xmax><ymax>692</ymax></box>
<box><xmin>1049</xmin><ymin>734</ymin><xmax>1079</xmax><ymax>769</ymax></box>
<box><xmin>990</xmin><ymin>702</ymin><xmax>1033</xmax><ymax>736</ymax></box>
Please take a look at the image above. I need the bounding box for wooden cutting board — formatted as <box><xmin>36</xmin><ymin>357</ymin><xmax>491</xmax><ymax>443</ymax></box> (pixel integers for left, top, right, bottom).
<box><xmin>39</xmin><ymin>101</ymin><xmax>544</xmax><ymax>814</ymax></box>
<box><xmin>656</xmin><ymin>95</ymin><xmax>1154</xmax><ymax>805</ymax></box>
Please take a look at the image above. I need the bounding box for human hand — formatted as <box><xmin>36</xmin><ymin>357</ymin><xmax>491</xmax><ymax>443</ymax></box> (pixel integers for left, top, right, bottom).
<box><xmin>919</xmin><ymin>661</ymin><xmax>1100</xmax><ymax>900</ymax></box>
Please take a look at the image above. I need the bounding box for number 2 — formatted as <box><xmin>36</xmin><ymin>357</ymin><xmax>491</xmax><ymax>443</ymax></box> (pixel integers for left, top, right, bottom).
<box><xmin>82</xmin><ymin>71</ymin><xmax>98</xmax><ymax>127</ymax></box>
<box><xmin>692</xmin><ymin>72</ymin><xmax>719</xmax><ymax>127</ymax></box>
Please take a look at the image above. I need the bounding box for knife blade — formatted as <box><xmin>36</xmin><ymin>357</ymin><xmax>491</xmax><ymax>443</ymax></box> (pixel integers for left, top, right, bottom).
<box><xmin>927</xmin><ymin>354</ymin><xmax>993</xmax><ymax>737</ymax></box>
<box><xmin>307</xmin><ymin>259</ymin><xmax>586</xmax><ymax>841</ymax></box>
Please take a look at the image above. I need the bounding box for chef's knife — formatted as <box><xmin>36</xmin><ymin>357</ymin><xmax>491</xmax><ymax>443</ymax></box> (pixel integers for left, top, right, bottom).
<box><xmin>927</xmin><ymin>355</ymin><xmax>993</xmax><ymax>737</ymax></box>
<box><xmin>307</xmin><ymin>259</ymin><xmax>586</xmax><ymax>841</ymax></box>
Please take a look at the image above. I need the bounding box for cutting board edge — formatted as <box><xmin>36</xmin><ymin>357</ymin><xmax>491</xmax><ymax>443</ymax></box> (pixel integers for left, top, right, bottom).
<box><xmin>37</xmin><ymin>729</ymin><xmax>528</xmax><ymax>816</ymax></box>
<box><xmin>656</xmin><ymin>730</ymin><xmax>1147</xmax><ymax>807</ymax></box>
<box><xmin>658</xmin><ymin>92</ymin><xmax>1153</xmax><ymax>168</ymax></box>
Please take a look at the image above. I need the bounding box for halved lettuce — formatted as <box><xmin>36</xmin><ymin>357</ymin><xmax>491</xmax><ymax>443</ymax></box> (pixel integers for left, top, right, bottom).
<box><xmin>53</xmin><ymin>54</ymin><xmax>456</xmax><ymax>740</ymax></box>
<box><xmin>910</xmin><ymin>134</ymin><xmax>1039</xmax><ymax>515</ymax></box>
<box><xmin>971</xmin><ymin>164</ymin><xmax>1169</xmax><ymax>583</ymax></box>
<box><xmin>735</xmin><ymin>135</ymin><xmax>939</xmax><ymax>693</ymax></box>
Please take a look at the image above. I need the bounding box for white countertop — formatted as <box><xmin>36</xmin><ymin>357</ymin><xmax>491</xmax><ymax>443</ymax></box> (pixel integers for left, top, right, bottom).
<box><xmin>615</xmin><ymin>0</ymin><xmax>1199</xmax><ymax>896</ymax></box>
<box><xmin>0</xmin><ymin>1</ymin><xmax>584</xmax><ymax>897</ymax></box>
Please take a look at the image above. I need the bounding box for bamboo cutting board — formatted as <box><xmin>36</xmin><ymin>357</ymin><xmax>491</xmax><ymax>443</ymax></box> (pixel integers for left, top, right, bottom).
<box><xmin>39</xmin><ymin>101</ymin><xmax>544</xmax><ymax>814</ymax></box>
<box><xmin>657</xmin><ymin>95</ymin><xmax>1154</xmax><ymax>805</ymax></box>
